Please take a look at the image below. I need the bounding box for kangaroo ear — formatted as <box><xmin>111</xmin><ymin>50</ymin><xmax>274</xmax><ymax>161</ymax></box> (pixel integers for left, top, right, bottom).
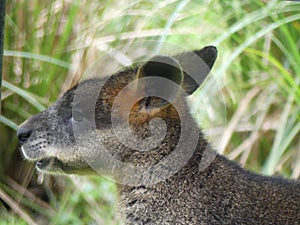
<box><xmin>175</xmin><ymin>45</ymin><xmax>217</xmax><ymax>94</ymax></box>
<box><xmin>136</xmin><ymin>55</ymin><xmax>183</xmax><ymax>110</ymax></box>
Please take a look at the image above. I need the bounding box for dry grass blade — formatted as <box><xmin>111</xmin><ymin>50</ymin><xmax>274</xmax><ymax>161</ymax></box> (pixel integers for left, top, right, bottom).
<box><xmin>220</xmin><ymin>87</ymin><xmax>261</xmax><ymax>154</ymax></box>
<box><xmin>291</xmin><ymin>142</ymin><xmax>300</xmax><ymax>179</ymax></box>
<box><xmin>5</xmin><ymin>176</ymin><xmax>55</xmax><ymax>216</ymax></box>
<box><xmin>0</xmin><ymin>187</ymin><xmax>38</xmax><ymax>225</ymax></box>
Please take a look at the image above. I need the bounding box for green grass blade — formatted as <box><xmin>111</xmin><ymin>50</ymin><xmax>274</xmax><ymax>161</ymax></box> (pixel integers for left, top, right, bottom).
<box><xmin>212</xmin><ymin>2</ymin><xmax>300</xmax><ymax>45</ymax></box>
<box><xmin>262</xmin><ymin>97</ymin><xmax>300</xmax><ymax>175</ymax></box>
<box><xmin>4</xmin><ymin>50</ymin><xmax>70</xmax><ymax>69</ymax></box>
<box><xmin>246</xmin><ymin>48</ymin><xmax>300</xmax><ymax>106</ymax></box>
<box><xmin>155</xmin><ymin>0</ymin><xmax>189</xmax><ymax>54</ymax></box>
<box><xmin>2</xmin><ymin>80</ymin><xmax>45</xmax><ymax>111</ymax></box>
<box><xmin>0</xmin><ymin>115</ymin><xmax>19</xmax><ymax>130</ymax></box>
<box><xmin>209</xmin><ymin>13</ymin><xmax>300</xmax><ymax>93</ymax></box>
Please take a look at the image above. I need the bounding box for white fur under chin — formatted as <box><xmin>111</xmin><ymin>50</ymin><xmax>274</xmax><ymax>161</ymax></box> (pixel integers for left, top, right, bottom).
<box><xmin>21</xmin><ymin>146</ymin><xmax>34</xmax><ymax>161</ymax></box>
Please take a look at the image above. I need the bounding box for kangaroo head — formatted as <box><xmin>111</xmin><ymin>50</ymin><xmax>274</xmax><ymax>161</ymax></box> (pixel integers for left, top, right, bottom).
<box><xmin>17</xmin><ymin>46</ymin><xmax>217</xmax><ymax>184</ymax></box>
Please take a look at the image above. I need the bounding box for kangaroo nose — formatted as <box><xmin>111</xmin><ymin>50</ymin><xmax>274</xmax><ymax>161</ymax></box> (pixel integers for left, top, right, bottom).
<box><xmin>17</xmin><ymin>127</ymin><xmax>32</xmax><ymax>144</ymax></box>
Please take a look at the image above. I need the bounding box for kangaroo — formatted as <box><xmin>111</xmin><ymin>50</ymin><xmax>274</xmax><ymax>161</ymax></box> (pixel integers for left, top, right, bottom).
<box><xmin>17</xmin><ymin>46</ymin><xmax>300</xmax><ymax>224</ymax></box>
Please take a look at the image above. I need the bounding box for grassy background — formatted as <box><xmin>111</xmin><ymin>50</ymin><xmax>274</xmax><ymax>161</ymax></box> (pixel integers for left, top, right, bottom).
<box><xmin>1</xmin><ymin>0</ymin><xmax>300</xmax><ymax>224</ymax></box>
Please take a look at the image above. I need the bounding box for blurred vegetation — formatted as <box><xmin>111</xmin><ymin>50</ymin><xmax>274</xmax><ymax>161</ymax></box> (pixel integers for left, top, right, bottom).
<box><xmin>1</xmin><ymin>0</ymin><xmax>299</xmax><ymax>224</ymax></box>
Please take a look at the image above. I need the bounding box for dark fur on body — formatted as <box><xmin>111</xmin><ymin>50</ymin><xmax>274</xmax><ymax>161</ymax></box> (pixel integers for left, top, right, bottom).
<box><xmin>17</xmin><ymin>46</ymin><xmax>300</xmax><ymax>224</ymax></box>
<box><xmin>119</xmin><ymin>155</ymin><xmax>300</xmax><ymax>224</ymax></box>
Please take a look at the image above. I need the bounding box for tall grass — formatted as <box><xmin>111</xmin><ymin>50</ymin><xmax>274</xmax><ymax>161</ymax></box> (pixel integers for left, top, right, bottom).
<box><xmin>1</xmin><ymin>0</ymin><xmax>299</xmax><ymax>224</ymax></box>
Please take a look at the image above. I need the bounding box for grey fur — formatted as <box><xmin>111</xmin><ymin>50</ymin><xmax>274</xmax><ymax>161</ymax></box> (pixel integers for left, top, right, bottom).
<box><xmin>18</xmin><ymin>46</ymin><xmax>300</xmax><ymax>224</ymax></box>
